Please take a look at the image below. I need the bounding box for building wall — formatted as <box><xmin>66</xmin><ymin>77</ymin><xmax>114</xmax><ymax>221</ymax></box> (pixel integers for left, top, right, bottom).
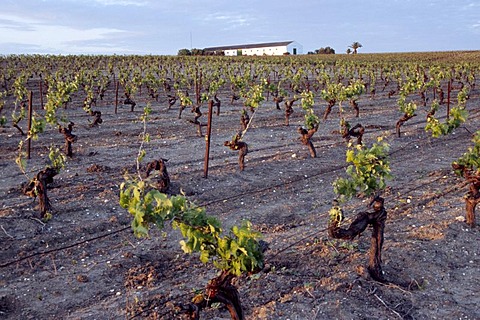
<box><xmin>224</xmin><ymin>49</ymin><xmax>238</xmax><ymax>56</ymax></box>
<box><xmin>224</xmin><ymin>45</ymin><xmax>291</xmax><ymax>56</ymax></box>
<box><xmin>287</xmin><ymin>41</ymin><xmax>303</xmax><ymax>55</ymax></box>
<box><xmin>216</xmin><ymin>41</ymin><xmax>303</xmax><ymax>56</ymax></box>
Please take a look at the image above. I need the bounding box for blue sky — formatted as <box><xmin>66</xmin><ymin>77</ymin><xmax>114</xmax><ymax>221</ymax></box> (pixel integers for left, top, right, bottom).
<box><xmin>0</xmin><ymin>0</ymin><xmax>479</xmax><ymax>55</ymax></box>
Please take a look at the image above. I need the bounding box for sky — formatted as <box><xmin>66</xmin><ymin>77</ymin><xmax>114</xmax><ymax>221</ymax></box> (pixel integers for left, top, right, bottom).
<box><xmin>0</xmin><ymin>0</ymin><xmax>479</xmax><ymax>55</ymax></box>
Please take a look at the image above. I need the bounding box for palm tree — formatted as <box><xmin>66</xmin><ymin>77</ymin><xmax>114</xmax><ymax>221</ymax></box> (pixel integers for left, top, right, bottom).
<box><xmin>349</xmin><ymin>42</ymin><xmax>363</xmax><ymax>54</ymax></box>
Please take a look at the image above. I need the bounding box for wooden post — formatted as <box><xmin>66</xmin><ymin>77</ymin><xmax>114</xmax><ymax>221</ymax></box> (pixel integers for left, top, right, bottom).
<box><xmin>39</xmin><ymin>78</ymin><xmax>44</xmax><ymax>109</ymax></box>
<box><xmin>115</xmin><ymin>81</ymin><xmax>119</xmax><ymax>114</ymax></box>
<box><xmin>195</xmin><ymin>67</ymin><xmax>202</xmax><ymax>106</ymax></box>
<box><xmin>266</xmin><ymin>76</ymin><xmax>271</xmax><ymax>101</ymax></box>
<box><xmin>27</xmin><ymin>91</ymin><xmax>33</xmax><ymax>159</ymax></box>
<box><xmin>203</xmin><ymin>100</ymin><xmax>213</xmax><ymax>178</ymax></box>
<box><xmin>447</xmin><ymin>79</ymin><xmax>451</xmax><ymax>119</ymax></box>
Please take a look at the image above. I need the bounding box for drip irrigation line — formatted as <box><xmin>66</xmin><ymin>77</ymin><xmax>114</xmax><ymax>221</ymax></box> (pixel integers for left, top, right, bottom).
<box><xmin>266</xmin><ymin>225</ymin><xmax>331</xmax><ymax>261</ymax></box>
<box><xmin>125</xmin><ymin>287</ymin><xmax>199</xmax><ymax>319</ymax></box>
<box><xmin>198</xmin><ymin>163</ymin><xmax>347</xmax><ymax>208</ymax></box>
<box><xmin>260</xmin><ymin>168</ymin><xmax>466</xmax><ymax>264</ymax></box>
<box><xmin>2</xmin><ymin>126</ymin><xmax>466</xmax><ymax>268</ymax></box>
<box><xmin>251</xmin><ymin>169</ymin><xmax>466</xmax><ymax>264</ymax></box>
<box><xmin>197</xmin><ymin>131</ymin><xmax>452</xmax><ymax>208</ymax></box>
<box><xmin>0</xmin><ymin>226</ymin><xmax>130</xmax><ymax>268</ymax></box>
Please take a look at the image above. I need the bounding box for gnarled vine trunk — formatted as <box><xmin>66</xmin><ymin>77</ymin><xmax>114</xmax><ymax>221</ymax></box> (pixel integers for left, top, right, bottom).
<box><xmin>59</xmin><ymin>122</ymin><xmax>76</xmax><ymax>157</ymax></box>
<box><xmin>452</xmin><ymin>163</ymin><xmax>479</xmax><ymax>227</ymax></box>
<box><xmin>437</xmin><ymin>88</ymin><xmax>445</xmax><ymax>105</ymax></box>
<box><xmin>240</xmin><ymin>110</ymin><xmax>249</xmax><ymax>131</ymax></box>
<box><xmin>167</xmin><ymin>94</ymin><xmax>177</xmax><ymax>110</ymax></box>
<box><xmin>213</xmin><ymin>94</ymin><xmax>221</xmax><ymax>116</ymax></box>
<box><xmin>349</xmin><ymin>99</ymin><xmax>360</xmax><ymax>117</ymax></box>
<box><xmin>323</xmin><ymin>99</ymin><xmax>336</xmax><ymax>120</ymax></box>
<box><xmin>297</xmin><ymin>125</ymin><xmax>318</xmax><ymax>158</ymax></box>
<box><xmin>188</xmin><ymin>105</ymin><xmax>204</xmax><ymax>136</ymax></box>
<box><xmin>124</xmin><ymin>94</ymin><xmax>136</xmax><ymax>112</ymax></box>
<box><xmin>342</xmin><ymin>123</ymin><xmax>364</xmax><ymax>145</ymax></box>
<box><xmin>284</xmin><ymin>98</ymin><xmax>297</xmax><ymax>126</ymax></box>
<box><xmin>465</xmin><ymin>195</ymin><xmax>479</xmax><ymax>228</ymax></box>
<box><xmin>145</xmin><ymin>158</ymin><xmax>170</xmax><ymax>193</ymax></box>
<box><xmin>22</xmin><ymin>167</ymin><xmax>58</xmax><ymax>219</ymax></box>
<box><xmin>225</xmin><ymin>133</ymin><xmax>248</xmax><ymax>171</ymax></box>
<box><xmin>89</xmin><ymin>110</ymin><xmax>102</xmax><ymax>127</ymax></box>
<box><xmin>328</xmin><ymin>196</ymin><xmax>387</xmax><ymax>282</ymax></box>
<box><xmin>396</xmin><ymin>113</ymin><xmax>416</xmax><ymax>137</ymax></box>
<box><xmin>230</xmin><ymin>93</ymin><xmax>240</xmax><ymax>105</ymax></box>
<box><xmin>12</xmin><ymin>100</ymin><xmax>27</xmax><ymax>135</ymax></box>
<box><xmin>273</xmin><ymin>93</ymin><xmax>283</xmax><ymax>110</ymax></box>
<box><xmin>188</xmin><ymin>271</ymin><xmax>243</xmax><ymax>320</ymax></box>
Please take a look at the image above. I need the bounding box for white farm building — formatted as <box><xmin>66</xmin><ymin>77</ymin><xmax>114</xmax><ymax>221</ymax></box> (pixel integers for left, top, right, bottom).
<box><xmin>204</xmin><ymin>41</ymin><xmax>303</xmax><ymax>56</ymax></box>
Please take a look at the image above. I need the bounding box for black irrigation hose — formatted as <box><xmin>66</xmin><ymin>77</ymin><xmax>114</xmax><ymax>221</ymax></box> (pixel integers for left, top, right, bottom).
<box><xmin>0</xmin><ymin>118</ymin><xmax>472</xmax><ymax>270</ymax></box>
<box><xmin>198</xmin><ymin>163</ymin><xmax>347</xmax><ymax>208</ymax></box>
<box><xmin>0</xmin><ymin>226</ymin><xmax>130</xmax><ymax>268</ymax></box>
<box><xmin>175</xmin><ymin>106</ymin><xmax>480</xmax><ymax>180</ymax></box>
<box><xmin>264</xmin><ymin>176</ymin><xmax>467</xmax><ymax>267</ymax></box>
<box><xmin>265</xmin><ymin>224</ymin><xmax>331</xmax><ymax>262</ymax></box>
<box><xmin>2</xmin><ymin>97</ymin><xmax>476</xmax><ymax>317</ymax></box>
<box><xmin>238</xmin><ymin>135</ymin><xmax>471</xmax><ymax>262</ymax></box>
<box><xmin>197</xmin><ymin>131</ymin><xmax>451</xmax><ymax>208</ymax></box>
<box><xmin>126</xmin><ymin>291</ymin><xmax>193</xmax><ymax>320</ymax></box>
<box><xmin>128</xmin><ymin>167</ymin><xmax>466</xmax><ymax>319</ymax></box>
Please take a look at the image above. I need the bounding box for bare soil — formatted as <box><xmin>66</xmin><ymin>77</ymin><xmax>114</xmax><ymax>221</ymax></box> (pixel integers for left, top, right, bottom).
<box><xmin>1</xmin><ymin>79</ymin><xmax>479</xmax><ymax>320</ymax></box>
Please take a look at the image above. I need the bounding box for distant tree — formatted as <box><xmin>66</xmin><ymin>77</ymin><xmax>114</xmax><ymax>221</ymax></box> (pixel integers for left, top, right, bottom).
<box><xmin>346</xmin><ymin>48</ymin><xmax>352</xmax><ymax>54</ymax></box>
<box><xmin>205</xmin><ymin>50</ymin><xmax>225</xmax><ymax>56</ymax></box>
<box><xmin>315</xmin><ymin>47</ymin><xmax>335</xmax><ymax>54</ymax></box>
<box><xmin>327</xmin><ymin>47</ymin><xmax>336</xmax><ymax>54</ymax></box>
<box><xmin>191</xmin><ymin>48</ymin><xmax>205</xmax><ymax>56</ymax></box>
<box><xmin>349</xmin><ymin>42</ymin><xmax>363</xmax><ymax>54</ymax></box>
<box><xmin>177</xmin><ymin>48</ymin><xmax>192</xmax><ymax>56</ymax></box>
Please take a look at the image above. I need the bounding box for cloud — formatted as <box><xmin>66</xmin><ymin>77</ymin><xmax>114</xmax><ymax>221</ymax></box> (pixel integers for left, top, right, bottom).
<box><xmin>0</xmin><ymin>13</ymin><xmax>133</xmax><ymax>54</ymax></box>
<box><xmin>472</xmin><ymin>21</ymin><xmax>480</xmax><ymax>30</ymax></box>
<box><xmin>463</xmin><ymin>2</ymin><xmax>480</xmax><ymax>9</ymax></box>
<box><xmin>79</xmin><ymin>0</ymin><xmax>149</xmax><ymax>6</ymax></box>
<box><xmin>0</xmin><ymin>18</ymin><xmax>36</xmax><ymax>32</ymax></box>
<box><xmin>202</xmin><ymin>12</ymin><xmax>253</xmax><ymax>30</ymax></box>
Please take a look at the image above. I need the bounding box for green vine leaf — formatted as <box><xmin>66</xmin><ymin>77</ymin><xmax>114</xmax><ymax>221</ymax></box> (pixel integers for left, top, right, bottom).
<box><xmin>119</xmin><ymin>176</ymin><xmax>264</xmax><ymax>276</ymax></box>
<box><xmin>48</xmin><ymin>146</ymin><xmax>66</xmax><ymax>173</ymax></box>
<box><xmin>425</xmin><ymin>87</ymin><xmax>469</xmax><ymax>138</ymax></box>
<box><xmin>333</xmin><ymin>140</ymin><xmax>392</xmax><ymax>202</ymax></box>
<box><xmin>453</xmin><ymin>130</ymin><xmax>480</xmax><ymax>176</ymax></box>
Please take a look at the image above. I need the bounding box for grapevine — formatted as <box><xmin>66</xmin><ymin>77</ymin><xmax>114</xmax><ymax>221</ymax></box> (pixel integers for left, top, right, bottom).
<box><xmin>119</xmin><ymin>103</ymin><xmax>264</xmax><ymax>318</ymax></box>
<box><xmin>425</xmin><ymin>86</ymin><xmax>469</xmax><ymax>137</ymax></box>
<box><xmin>333</xmin><ymin>138</ymin><xmax>392</xmax><ymax>202</ymax></box>
<box><xmin>329</xmin><ymin>138</ymin><xmax>392</xmax><ymax>282</ymax></box>
<box><xmin>452</xmin><ymin>130</ymin><xmax>480</xmax><ymax>227</ymax></box>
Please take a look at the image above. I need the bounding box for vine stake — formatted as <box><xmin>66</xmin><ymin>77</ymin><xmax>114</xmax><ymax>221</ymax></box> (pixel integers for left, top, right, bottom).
<box><xmin>447</xmin><ymin>79</ymin><xmax>451</xmax><ymax>119</ymax></box>
<box><xmin>39</xmin><ymin>79</ymin><xmax>44</xmax><ymax>108</ymax></box>
<box><xmin>27</xmin><ymin>91</ymin><xmax>33</xmax><ymax>159</ymax></box>
<box><xmin>204</xmin><ymin>100</ymin><xmax>213</xmax><ymax>178</ymax></box>
<box><xmin>115</xmin><ymin>80</ymin><xmax>119</xmax><ymax>114</ymax></box>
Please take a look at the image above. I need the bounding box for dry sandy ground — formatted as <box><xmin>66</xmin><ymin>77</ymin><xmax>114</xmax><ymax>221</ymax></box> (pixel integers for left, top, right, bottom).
<box><xmin>1</xmin><ymin>78</ymin><xmax>479</xmax><ymax>319</ymax></box>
